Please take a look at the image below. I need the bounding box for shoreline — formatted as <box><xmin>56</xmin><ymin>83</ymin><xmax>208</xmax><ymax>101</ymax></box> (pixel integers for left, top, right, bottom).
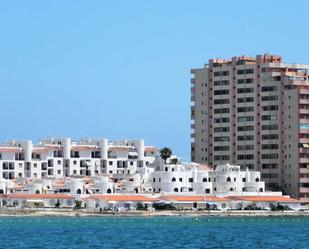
<box><xmin>1</xmin><ymin>210</ymin><xmax>309</xmax><ymax>217</ymax></box>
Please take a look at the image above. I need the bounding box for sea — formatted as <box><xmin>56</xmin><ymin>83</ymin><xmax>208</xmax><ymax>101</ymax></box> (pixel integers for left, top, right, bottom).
<box><xmin>0</xmin><ymin>216</ymin><xmax>308</xmax><ymax>248</ymax></box>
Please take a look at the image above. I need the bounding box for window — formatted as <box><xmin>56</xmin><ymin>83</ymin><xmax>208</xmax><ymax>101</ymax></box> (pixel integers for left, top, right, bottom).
<box><xmin>237</xmin><ymin>106</ymin><xmax>254</xmax><ymax>112</ymax></box>
<box><xmin>214</xmin><ymin>99</ymin><xmax>229</xmax><ymax>105</ymax></box>
<box><xmin>262</xmin><ymin>115</ymin><xmax>278</xmax><ymax>121</ymax></box>
<box><xmin>237</xmin><ymin>97</ymin><xmax>254</xmax><ymax>103</ymax></box>
<box><xmin>227</xmin><ymin>177</ymin><xmax>231</xmax><ymax>182</ymax></box>
<box><xmin>214</xmin><ymin>155</ymin><xmax>230</xmax><ymax>160</ymax></box>
<box><xmin>205</xmin><ymin>189</ymin><xmax>210</xmax><ymax>194</ymax></box>
<box><xmin>237</xmin><ymin>68</ymin><xmax>254</xmax><ymax>75</ymax></box>
<box><xmin>262</xmin><ymin>105</ymin><xmax>278</xmax><ymax>111</ymax></box>
<box><xmin>237</xmin><ymin>135</ymin><xmax>254</xmax><ymax>141</ymax></box>
<box><xmin>214</xmin><ymin>108</ymin><xmax>230</xmax><ymax>114</ymax></box>
<box><xmin>262</xmin><ymin>154</ymin><xmax>278</xmax><ymax>159</ymax></box>
<box><xmin>214</xmin><ymin>80</ymin><xmax>229</xmax><ymax>86</ymax></box>
<box><xmin>214</xmin><ymin>127</ymin><xmax>230</xmax><ymax>133</ymax></box>
<box><xmin>237</xmin><ymin>154</ymin><xmax>254</xmax><ymax>160</ymax></box>
<box><xmin>109</xmin><ymin>161</ymin><xmax>113</xmax><ymax>165</ymax></box>
<box><xmin>172</xmin><ymin>177</ymin><xmax>176</xmax><ymax>182</ymax></box>
<box><xmin>57</xmin><ymin>160</ymin><xmax>61</xmax><ymax>165</ymax></box>
<box><xmin>214</xmin><ymin>146</ymin><xmax>230</xmax><ymax>151</ymax></box>
<box><xmin>214</xmin><ymin>117</ymin><xmax>230</xmax><ymax>123</ymax></box>
<box><xmin>262</xmin><ymin>124</ymin><xmax>278</xmax><ymax>130</ymax></box>
<box><xmin>242</xmin><ymin>178</ymin><xmax>246</xmax><ymax>182</ymax></box>
<box><xmin>262</xmin><ymin>134</ymin><xmax>278</xmax><ymax>140</ymax></box>
<box><xmin>261</xmin><ymin>86</ymin><xmax>278</xmax><ymax>92</ymax></box>
<box><xmin>179</xmin><ymin>178</ymin><xmax>183</xmax><ymax>182</ymax></box>
<box><xmin>214</xmin><ymin>89</ymin><xmax>229</xmax><ymax>95</ymax></box>
<box><xmin>237</xmin><ymin>116</ymin><xmax>254</xmax><ymax>122</ymax></box>
<box><xmin>214</xmin><ymin>136</ymin><xmax>230</xmax><ymax>142</ymax></box>
<box><xmin>262</xmin><ymin>144</ymin><xmax>279</xmax><ymax>150</ymax></box>
<box><xmin>237</xmin><ymin>145</ymin><xmax>254</xmax><ymax>150</ymax></box>
<box><xmin>261</xmin><ymin>95</ymin><xmax>278</xmax><ymax>101</ymax></box>
<box><xmin>237</xmin><ymin>78</ymin><xmax>254</xmax><ymax>84</ymax></box>
<box><xmin>237</xmin><ymin>126</ymin><xmax>254</xmax><ymax>132</ymax></box>
<box><xmin>214</xmin><ymin>70</ymin><xmax>229</xmax><ymax>77</ymax></box>
<box><xmin>153</xmin><ymin>178</ymin><xmax>156</xmax><ymax>182</ymax></box>
<box><xmin>189</xmin><ymin>178</ymin><xmax>193</xmax><ymax>183</ymax></box>
<box><xmin>203</xmin><ymin>178</ymin><xmax>207</xmax><ymax>182</ymax></box>
<box><xmin>237</xmin><ymin>88</ymin><xmax>254</xmax><ymax>94</ymax></box>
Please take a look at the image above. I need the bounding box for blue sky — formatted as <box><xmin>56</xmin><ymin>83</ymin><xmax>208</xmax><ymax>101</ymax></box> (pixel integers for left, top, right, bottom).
<box><xmin>0</xmin><ymin>0</ymin><xmax>308</xmax><ymax>160</ymax></box>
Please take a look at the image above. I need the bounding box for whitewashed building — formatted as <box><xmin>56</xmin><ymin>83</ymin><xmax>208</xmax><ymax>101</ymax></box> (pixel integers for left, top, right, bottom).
<box><xmin>149</xmin><ymin>158</ymin><xmax>265</xmax><ymax>195</ymax></box>
<box><xmin>0</xmin><ymin>138</ymin><xmax>157</xmax><ymax>180</ymax></box>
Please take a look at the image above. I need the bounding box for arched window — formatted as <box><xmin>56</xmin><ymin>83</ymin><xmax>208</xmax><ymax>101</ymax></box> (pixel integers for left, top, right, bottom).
<box><xmin>165</xmin><ymin>167</ymin><xmax>168</xmax><ymax>172</ymax></box>
<box><xmin>35</xmin><ymin>190</ymin><xmax>40</xmax><ymax>194</ymax></box>
<box><xmin>203</xmin><ymin>178</ymin><xmax>207</xmax><ymax>182</ymax></box>
<box><xmin>229</xmin><ymin>187</ymin><xmax>234</xmax><ymax>191</ymax></box>
<box><xmin>174</xmin><ymin>188</ymin><xmax>179</xmax><ymax>192</ymax></box>
<box><xmin>76</xmin><ymin>189</ymin><xmax>82</xmax><ymax>194</ymax></box>
<box><xmin>172</xmin><ymin>177</ymin><xmax>176</xmax><ymax>182</ymax></box>
<box><xmin>0</xmin><ymin>189</ymin><xmax>4</xmax><ymax>194</ymax></box>
<box><xmin>227</xmin><ymin>177</ymin><xmax>231</xmax><ymax>182</ymax></box>
<box><xmin>255</xmin><ymin>177</ymin><xmax>260</xmax><ymax>182</ymax></box>
<box><xmin>259</xmin><ymin>187</ymin><xmax>263</xmax><ymax>192</ymax></box>
<box><xmin>107</xmin><ymin>189</ymin><xmax>112</xmax><ymax>194</ymax></box>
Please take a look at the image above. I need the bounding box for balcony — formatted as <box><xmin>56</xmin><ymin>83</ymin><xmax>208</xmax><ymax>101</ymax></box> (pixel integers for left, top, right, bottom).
<box><xmin>299</xmin><ymin>99</ymin><xmax>309</xmax><ymax>104</ymax></box>
<box><xmin>300</xmin><ymin>168</ymin><xmax>309</xmax><ymax>174</ymax></box>
<box><xmin>299</xmin><ymin>138</ymin><xmax>309</xmax><ymax>144</ymax></box>
<box><xmin>300</xmin><ymin>187</ymin><xmax>309</xmax><ymax>193</ymax></box>
<box><xmin>300</xmin><ymin>158</ymin><xmax>309</xmax><ymax>163</ymax></box>
<box><xmin>299</xmin><ymin>108</ymin><xmax>309</xmax><ymax>114</ymax></box>
<box><xmin>300</xmin><ymin>177</ymin><xmax>309</xmax><ymax>183</ymax></box>
<box><xmin>300</xmin><ymin>129</ymin><xmax>309</xmax><ymax>134</ymax></box>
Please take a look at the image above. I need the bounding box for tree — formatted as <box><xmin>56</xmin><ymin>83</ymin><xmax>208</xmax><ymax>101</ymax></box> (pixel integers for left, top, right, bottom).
<box><xmin>55</xmin><ymin>199</ymin><xmax>61</xmax><ymax>208</ymax></box>
<box><xmin>74</xmin><ymin>200</ymin><xmax>82</xmax><ymax>209</ymax></box>
<box><xmin>170</xmin><ymin>158</ymin><xmax>179</xmax><ymax>164</ymax></box>
<box><xmin>160</xmin><ymin>147</ymin><xmax>172</xmax><ymax>163</ymax></box>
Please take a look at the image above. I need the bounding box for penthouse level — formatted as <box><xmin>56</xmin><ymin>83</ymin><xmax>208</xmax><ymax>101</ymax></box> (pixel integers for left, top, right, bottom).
<box><xmin>0</xmin><ymin>138</ymin><xmax>157</xmax><ymax>179</ymax></box>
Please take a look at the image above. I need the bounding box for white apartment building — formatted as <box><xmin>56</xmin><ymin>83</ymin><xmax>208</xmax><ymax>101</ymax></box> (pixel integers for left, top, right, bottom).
<box><xmin>150</xmin><ymin>158</ymin><xmax>265</xmax><ymax>195</ymax></box>
<box><xmin>191</xmin><ymin>54</ymin><xmax>309</xmax><ymax>203</ymax></box>
<box><xmin>0</xmin><ymin>138</ymin><xmax>157</xmax><ymax>180</ymax></box>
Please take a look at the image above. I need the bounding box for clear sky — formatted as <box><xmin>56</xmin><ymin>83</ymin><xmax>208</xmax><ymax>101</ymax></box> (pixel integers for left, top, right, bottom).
<box><xmin>0</xmin><ymin>0</ymin><xmax>308</xmax><ymax>160</ymax></box>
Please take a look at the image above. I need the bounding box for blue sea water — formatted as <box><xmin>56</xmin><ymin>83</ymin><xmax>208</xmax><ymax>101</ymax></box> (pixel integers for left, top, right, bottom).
<box><xmin>0</xmin><ymin>216</ymin><xmax>308</xmax><ymax>248</ymax></box>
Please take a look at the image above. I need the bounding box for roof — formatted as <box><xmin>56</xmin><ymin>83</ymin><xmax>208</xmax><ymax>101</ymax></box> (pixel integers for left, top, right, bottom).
<box><xmin>227</xmin><ymin>196</ymin><xmax>300</xmax><ymax>203</ymax></box>
<box><xmin>71</xmin><ymin>146</ymin><xmax>99</xmax><ymax>151</ymax></box>
<box><xmin>108</xmin><ymin>146</ymin><xmax>131</xmax><ymax>152</ymax></box>
<box><xmin>144</xmin><ymin>147</ymin><xmax>158</xmax><ymax>152</ymax></box>
<box><xmin>0</xmin><ymin>194</ymin><xmax>74</xmax><ymax>199</ymax></box>
<box><xmin>197</xmin><ymin>164</ymin><xmax>211</xmax><ymax>171</ymax></box>
<box><xmin>90</xmin><ymin>195</ymin><xmax>160</xmax><ymax>202</ymax></box>
<box><xmin>0</xmin><ymin>147</ymin><xmax>22</xmax><ymax>153</ymax></box>
<box><xmin>32</xmin><ymin>147</ymin><xmax>48</xmax><ymax>153</ymax></box>
<box><xmin>161</xmin><ymin>195</ymin><xmax>227</xmax><ymax>202</ymax></box>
